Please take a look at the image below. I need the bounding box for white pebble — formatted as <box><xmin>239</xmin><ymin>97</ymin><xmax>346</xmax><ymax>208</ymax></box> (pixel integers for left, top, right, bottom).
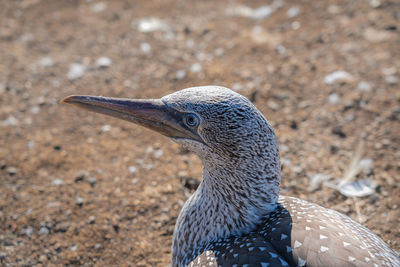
<box><xmin>357</xmin><ymin>81</ymin><xmax>371</xmax><ymax>92</ymax></box>
<box><xmin>176</xmin><ymin>69</ymin><xmax>186</xmax><ymax>80</ymax></box>
<box><xmin>23</xmin><ymin>227</ymin><xmax>33</xmax><ymax>236</ymax></box>
<box><xmin>96</xmin><ymin>57</ymin><xmax>111</xmax><ymax>68</ymax></box>
<box><xmin>153</xmin><ymin>149</ymin><xmax>163</xmax><ymax>159</ymax></box>
<box><xmin>91</xmin><ymin>2</ymin><xmax>106</xmax><ymax>13</ymax></box>
<box><xmin>324</xmin><ymin>71</ymin><xmax>353</xmax><ymax>85</ymax></box>
<box><xmin>140</xmin><ymin>42</ymin><xmax>151</xmax><ymax>53</ymax></box>
<box><xmin>2</xmin><ymin>116</ymin><xmax>19</xmax><ymax>126</ymax></box>
<box><xmin>101</xmin><ymin>125</ymin><xmax>111</xmax><ymax>132</ymax></box>
<box><xmin>30</xmin><ymin>106</ymin><xmax>40</xmax><ymax>114</ymax></box>
<box><xmin>190</xmin><ymin>63</ymin><xmax>202</xmax><ymax>73</ymax></box>
<box><xmin>287</xmin><ymin>6</ymin><xmax>300</xmax><ymax>18</ymax></box>
<box><xmin>385</xmin><ymin>75</ymin><xmax>398</xmax><ymax>85</ymax></box>
<box><xmin>128</xmin><ymin>166</ymin><xmax>137</xmax><ymax>174</ymax></box>
<box><xmin>67</xmin><ymin>63</ymin><xmax>85</xmax><ymax>80</ymax></box>
<box><xmin>359</xmin><ymin>158</ymin><xmax>374</xmax><ymax>174</ymax></box>
<box><xmin>251</xmin><ymin>6</ymin><xmax>273</xmax><ymax>19</ymax></box>
<box><xmin>232</xmin><ymin>83</ymin><xmax>243</xmax><ymax>91</ymax></box>
<box><xmin>40</xmin><ymin>57</ymin><xmax>54</xmax><ymax>67</ymax></box>
<box><xmin>38</xmin><ymin>226</ymin><xmax>49</xmax><ymax>235</ymax></box>
<box><xmin>136</xmin><ymin>17</ymin><xmax>168</xmax><ymax>32</ymax></box>
<box><xmin>328</xmin><ymin>93</ymin><xmax>340</xmax><ymax>105</ymax></box>
<box><xmin>52</xmin><ymin>179</ymin><xmax>64</xmax><ymax>186</ymax></box>
<box><xmin>70</xmin><ymin>244</ymin><xmax>78</xmax><ymax>251</ymax></box>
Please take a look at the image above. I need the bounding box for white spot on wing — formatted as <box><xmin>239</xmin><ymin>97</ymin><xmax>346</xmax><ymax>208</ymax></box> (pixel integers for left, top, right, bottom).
<box><xmin>294</xmin><ymin>240</ymin><xmax>302</xmax><ymax>248</ymax></box>
<box><xmin>320</xmin><ymin>246</ymin><xmax>329</xmax><ymax>252</ymax></box>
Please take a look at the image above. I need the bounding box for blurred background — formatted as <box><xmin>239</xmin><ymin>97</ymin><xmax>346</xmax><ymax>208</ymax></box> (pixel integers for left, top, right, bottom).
<box><xmin>0</xmin><ymin>0</ymin><xmax>399</xmax><ymax>266</ymax></box>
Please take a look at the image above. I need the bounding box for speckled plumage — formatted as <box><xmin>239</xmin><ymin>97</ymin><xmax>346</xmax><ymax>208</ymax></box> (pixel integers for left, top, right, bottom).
<box><xmin>160</xmin><ymin>86</ymin><xmax>399</xmax><ymax>267</ymax></box>
<box><xmin>63</xmin><ymin>86</ymin><xmax>400</xmax><ymax>267</ymax></box>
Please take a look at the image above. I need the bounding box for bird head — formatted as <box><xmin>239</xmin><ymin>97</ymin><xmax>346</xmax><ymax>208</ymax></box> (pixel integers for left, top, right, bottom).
<box><xmin>61</xmin><ymin>86</ymin><xmax>279</xmax><ymax>167</ymax></box>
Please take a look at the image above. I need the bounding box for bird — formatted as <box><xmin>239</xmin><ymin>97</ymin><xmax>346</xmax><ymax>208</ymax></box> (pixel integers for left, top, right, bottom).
<box><xmin>62</xmin><ymin>86</ymin><xmax>400</xmax><ymax>267</ymax></box>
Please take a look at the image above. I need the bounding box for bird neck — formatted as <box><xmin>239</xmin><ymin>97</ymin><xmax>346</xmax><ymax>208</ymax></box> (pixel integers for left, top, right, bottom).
<box><xmin>171</xmin><ymin>151</ymin><xmax>280</xmax><ymax>266</ymax></box>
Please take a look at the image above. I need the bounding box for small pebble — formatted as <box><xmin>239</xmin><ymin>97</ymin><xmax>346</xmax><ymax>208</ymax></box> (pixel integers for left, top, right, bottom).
<box><xmin>267</xmin><ymin>100</ymin><xmax>279</xmax><ymax>111</ymax></box>
<box><xmin>328</xmin><ymin>93</ymin><xmax>340</xmax><ymax>105</ymax></box>
<box><xmin>30</xmin><ymin>106</ymin><xmax>40</xmax><ymax>114</ymax></box>
<box><xmin>287</xmin><ymin>6</ymin><xmax>300</xmax><ymax>18</ymax></box>
<box><xmin>75</xmin><ymin>197</ymin><xmax>84</xmax><ymax>206</ymax></box>
<box><xmin>140</xmin><ymin>42</ymin><xmax>151</xmax><ymax>53</ymax></box>
<box><xmin>23</xmin><ymin>226</ymin><xmax>33</xmax><ymax>237</ymax></box>
<box><xmin>70</xmin><ymin>244</ymin><xmax>78</xmax><ymax>251</ymax></box>
<box><xmin>88</xmin><ymin>216</ymin><xmax>96</xmax><ymax>224</ymax></box>
<box><xmin>190</xmin><ymin>63</ymin><xmax>202</xmax><ymax>73</ymax></box>
<box><xmin>231</xmin><ymin>83</ymin><xmax>243</xmax><ymax>91</ymax></box>
<box><xmin>38</xmin><ymin>226</ymin><xmax>50</xmax><ymax>235</ymax></box>
<box><xmin>39</xmin><ymin>57</ymin><xmax>54</xmax><ymax>67</ymax></box>
<box><xmin>136</xmin><ymin>17</ymin><xmax>168</xmax><ymax>32</ymax></box>
<box><xmin>176</xmin><ymin>69</ymin><xmax>186</xmax><ymax>80</ymax></box>
<box><xmin>153</xmin><ymin>149</ymin><xmax>163</xmax><ymax>159</ymax></box>
<box><xmin>94</xmin><ymin>243</ymin><xmax>101</xmax><ymax>249</ymax></box>
<box><xmin>128</xmin><ymin>166</ymin><xmax>137</xmax><ymax>174</ymax></box>
<box><xmin>324</xmin><ymin>71</ymin><xmax>353</xmax><ymax>85</ymax></box>
<box><xmin>101</xmin><ymin>125</ymin><xmax>111</xmax><ymax>132</ymax></box>
<box><xmin>67</xmin><ymin>63</ymin><xmax>85</xmax><ymax>80</ymax></box>
<box><xmin>385</xmin><ymin>75</ymin><xmax>398</xmax><ymax>85</ymax></box>
<box><xmin>251</xmin><ymin>6</ymin><xmax>273</xmax><ymax>19</ymax></box>
<box><xmin>88</xmin><ymin>176</ymin><xmax>97</xmax><ymax>186</ymax></box>
<box><xmin>27</xmin><ymin>141</ymin><xmax>35</xmax><ymax>149</ymax></box>
<box><xmin>0</xmin><ymin>252</ymin><xmax>7</xmax><ymax>260</ymax></box>
<box><xmin>359</xmin><ymin>158</ymin><xmax>374</xmax><ymax>174</ymax></box>
<box><xmin>91</xmin><ymin>2</ymin><xmax>106</xmax><ymax>12</ymax></box>
<box><xmin>357</xmin><ymin>81</ymin><xmax>371</xmax><ymax>92</ymax></box>
<box><xmin>96</xmin><ymin>57</ymin><xmax>111</xmax><ymax>68</ymax></box>
<box><xmin>7</xmin><ymin>167</ymin><xmax>18</xmax><ymax>176</ymax></box>
<box><xmin>2</xmin><ymin>116</ymin><xmax>19</xmax><ymax>126</ymax></box>
<box><xmin>52</xmin><ymin>179</ymin><xmax>63</xmax><ymax>186</ymax></box>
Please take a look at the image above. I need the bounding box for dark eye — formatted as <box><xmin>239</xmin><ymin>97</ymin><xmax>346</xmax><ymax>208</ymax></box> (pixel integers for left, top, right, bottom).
<box><xmin>184</xmin><ymin>113</ymin><xmax>200</xmax><ymax>128</ymax></box>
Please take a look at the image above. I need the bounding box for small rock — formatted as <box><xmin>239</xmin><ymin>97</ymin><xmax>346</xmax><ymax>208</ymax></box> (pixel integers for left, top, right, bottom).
<box><xmin>332</xmin><ymin>125</ymin><xmax>346</xmax><ymax>138</ymax></box>
<box><xmin>231</xmin><ymin>83</ymin><xmax>243</xmax><ymax>91</ymax></box>
<box><xmin>2</xmin><ymin>116</ymin><xmax>19</xmax><ymax>126</ymax></box>
<box><xmin>7</xmin><ymin>167</ymin><xmax>18</xmax><ymax>176</ymax></box>
<box><xmin>94</xmin><ymin>243</ymin><xmax>101</xmax><ymax>249</ymax></box>
<box><xmin>75</xmin><ymin>197</ymin><xmax>84</xmax><ymax>207</ymax></box>
<box><xmin>91</xmin><ymin>2</ymin><xmax>106</xmax><ymax>12</ymax></box>
<box><xmin>101</xmin><ymin>125</ymin><xmax>111</xmax><ymax>132</ymax></box>
<box><xmin>153</xmin><ymin>149</ymin><xmax>163</xmax><ymax>159</ymax></box>
<box><xmin>328</xmin><ymin>93</ymin><xmax>340</xmax><ymax>105</ymax></box>
<box><xmin>39</xmin><ymin>57</ymin><xmax>54</xmax><ymax>67</ymax></box>
<box><xmin>324</xmin><ymin>71</ymin><xmax>353</xmax><ymax>85</ymax></box>
<box><xmin>251</xmin><ymin>6</ymin><xmax>273</xmax><ymax>19</ymax></box>
<box><xmin>136</xmin><ymin>17</ymin><xmax>168</xmax><ymax>32</ymax></box>
<box><xmin>38</xmin><ymin>226</ymin><xmax>50</xmax><ymax>235</ymax></box>
<box><xmin>55</xmin><ymin>221</ymin><xmax>69</xmax><ymax>233</ymax></box>
<box><xmin>140</xmin><ymin>42</ymin><xmax>151</xmax><ymax>53</ymax></box>
<box><xmin>357</xmin><ymin>81</ymin><xmax>371</xmax><ymax>92</ymax></box>
<box><xmin>385</xmin><ymin>75</ymin><xmax>398</xmax><ymax>85</ymax></box>
<box><xmin>88</xmin><ymin>216</ymin><xmax>96</xmax><ymax>224</ymax></box>
<box><xmin>88</xmin><ymin>176</ymin><xmax>97</xmax><ymax>186</ymax></box>
<box><xmin>287</xmin><ymin>6</ymin><xmax>300</xmax><ymax>18</ymax></box>
<box><xmin>131</xmin><ymin>178</ymin><xmax>139</xmax><ymax>184</ymax></box>
<box><xmin>75</xmin><ymin>170</ymin><xmax>88</xmax><ymax>182</ymax></box>
<box><xmin>30</xmin><ymin>105</ymin><xmax>40</xmax><ymax>114</ymax></box>
<box><xmin>308</xmin><ymin>173</ymin><xmax>331</xmax><ymax>192</ymax></box>
<box><xmin>176</xmin><ymin>69</ymin><xmax>186</xmax><ymax>80</ymax></box>
<box><xmin>267</xmin><ymin>100</ymin><xmax>279</xmax><ymax>111</ymax></box>
<box><xmin>369</xmin><ymin>0</ymin><xmax>381</xmax><ymax>8</ymax></box>
<box><xmin>96</xmin><ymin>57</ymin><xmax>111</xmax><ymax>68</ymax></box>
<box><xmin>70</xmin><ymin>244</ymin><xmax>78</xmax><ymax>251</ymax></box>
<box><xmin>27</xmin><ymin>141</ymin><xmax>35</xmax><ymax>149</ymax></box>
<box><xmin>363</xmin><ymin>28</ymin><xmax>393</xmax><ymax>43</ymax></box>
<box><xmin>67</xmin><ymin>63</ymin><xmax>85</xmax><ymax>80</ymax></box>
<box><xmin>291</xmin><ymin>21</ymin><xmax>301</xmax><ymax>30</ymax></box>
<box><xmin>128</xmin><ymin>166</ymin><xmax>137</xmax><ymax>175</ymax></box>
<box><xmin>52</xmin><ymin>178</ymin><xmax>63</xmax><ymax>186</ymax></box>
<box><xmin>359</xmin><ymin>158</ymin><xmax>374</xmax><ymax>174</ymax></box>
<box><xmin>0</xmin><ymin>252</ymin><xmax>7</xmax><ymax>260</ymax></box>
<box><xmin>22</xmin><ymin>226</ymin><xmax>33</xmax><ymax>237</ymax></box>
<box><xmin>190</xmin><ymin>63</ymin><xmax>202</xmax><ymax>73</ymax></box>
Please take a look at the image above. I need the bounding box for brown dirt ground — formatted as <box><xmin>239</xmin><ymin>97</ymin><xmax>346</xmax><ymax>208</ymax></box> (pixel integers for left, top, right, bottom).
<box><xmin>0</xmin><ymin>0</ymin><xmax>399</xmax><ymax>266</ymax></box>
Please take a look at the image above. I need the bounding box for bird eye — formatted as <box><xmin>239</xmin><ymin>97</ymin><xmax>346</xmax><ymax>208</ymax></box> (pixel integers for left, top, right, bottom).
<box><xmin>184</xmin><ymin>113</ymin><xmax>200</xmax><ymax>128</ymax></box>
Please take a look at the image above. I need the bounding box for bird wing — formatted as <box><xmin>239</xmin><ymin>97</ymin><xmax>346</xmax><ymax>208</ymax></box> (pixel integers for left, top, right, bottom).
<box><xmin>186</xmin><ymin>196</ymin><xmax>400</xmax><ymax>267</ymax></box>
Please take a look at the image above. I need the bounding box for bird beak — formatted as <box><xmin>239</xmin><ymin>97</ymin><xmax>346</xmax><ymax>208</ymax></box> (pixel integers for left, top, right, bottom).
<box><xmin>61</xmin><ymin>95</ymin><xmax>203</xmax><ymax>142</ymax></box>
